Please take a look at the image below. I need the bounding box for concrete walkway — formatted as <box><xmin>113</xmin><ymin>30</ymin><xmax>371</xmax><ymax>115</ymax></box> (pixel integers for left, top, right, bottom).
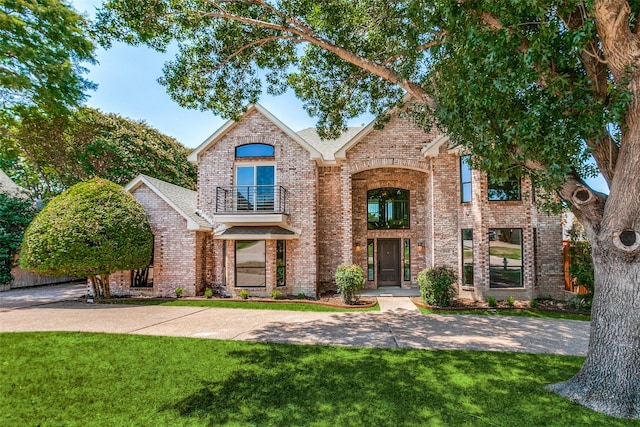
<box><xmin>0</xmin><ymin>285</ymin><xmax>590</xmax><ymax>356</ymax></box>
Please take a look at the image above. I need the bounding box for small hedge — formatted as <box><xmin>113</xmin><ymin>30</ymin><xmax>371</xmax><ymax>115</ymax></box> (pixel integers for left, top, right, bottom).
<box><xmin>335</xmin><ymin>264</ymin><xmax>365</xmax><ymax>305</ymax></box>
<box><xmin>418</xmin><ymin>265</ymin><xmax>458</xmax><ymax>307</ymax></box>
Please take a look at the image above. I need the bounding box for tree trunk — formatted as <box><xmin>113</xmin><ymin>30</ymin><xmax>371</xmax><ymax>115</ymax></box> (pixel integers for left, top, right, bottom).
<box><xmin>549</xmin><ymin>245</ymin><xmax>640</xmax><ymax>418</ymax></box>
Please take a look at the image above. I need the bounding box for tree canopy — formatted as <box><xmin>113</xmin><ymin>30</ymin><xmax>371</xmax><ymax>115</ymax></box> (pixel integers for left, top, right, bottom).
<box><xmin>97</xmin><ymin>0</ymin><xmax>640</xmax><ymax>417</ymax></box>
<box><xmin>0</xmin><ymin>0</ymin><xmax>96</xmax><ymax>121</ymax></box>
<box><xmin>1</xmin><ymin>107</ymin><xmax>197</xmax><ymax>201</ymax></box>
<box><xmin>20</xmin><ymin>178</ymin><xmax>153</xmax><ymax>298</ymax></box>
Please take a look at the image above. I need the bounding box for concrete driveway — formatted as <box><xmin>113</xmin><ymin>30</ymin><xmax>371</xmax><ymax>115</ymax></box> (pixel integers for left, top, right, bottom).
<box><xmin>0</xmin><ymin>286</ymin><xmax>590</xmax><ymax>356</ymax></box>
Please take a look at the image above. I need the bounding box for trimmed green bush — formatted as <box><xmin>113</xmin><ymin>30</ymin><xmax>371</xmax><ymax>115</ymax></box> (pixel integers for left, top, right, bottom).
<box><xmin>204</xmin><ymin>288</ymin><xmax>213</xmax><ymax>299</ymax></box>
<box><xmin>335</xmin><ymin>264</ymin><xmax>365</xmax><ymax>305</ymax></box>
<box><xmin>418</xmin><ymin>265</ymin><xmax>458</xmax><ymax>307</ymax></box>
<box><xmin>20</xmin><ymin>178</ymin><xmax>152</xmax><ymax>298</ymax></box>
<box><xmin>487</xmin><ymin>296</ymin><xmax>497</xmax><ymax>308</ymax></box>
<box><xmin>175</xmin><ymin>287</ymin><xmax>184</xmax><ymax>298</ymax></box>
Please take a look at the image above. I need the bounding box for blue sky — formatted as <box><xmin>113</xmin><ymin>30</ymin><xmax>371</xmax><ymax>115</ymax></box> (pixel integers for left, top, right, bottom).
<box><xmin>71</xmin><ymin>1</ymin><xmax>351</xmax><ymax>149</ymax></box>
<box><xmin>71</xmin><ymin>1</ymin><xmax>608</xmax><ymax>194</ymax></box>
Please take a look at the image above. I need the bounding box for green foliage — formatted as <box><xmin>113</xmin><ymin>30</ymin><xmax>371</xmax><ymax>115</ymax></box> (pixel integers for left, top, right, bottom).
<box><xmin>0</xmin><ymin>0</ymin><xmax>95</xmax><ymax>120</ymax></box>
<box><xmin>239</xmin><ymin>290</ymin><xmax>249</xmax><ymax>300</ymax></box>
<box><xmin>270</xmin><ymin>290</ymin><xmax>282</xmax><ymax>300</ymax></box>
<box><xmin>487</xmin><ymin>297</ymin><xmax>498</xmax><ymax>308</ymax></box>
<box><xmin>506</xmin><ymin>296</ymin><xmax>515</xmax><ymax>307</ymax></box>
<box><xmin>175</xmin><ymin>287</ymin><xmax>184</xmax><ymax>298</ymax></box>
<box><xmin>335</xmin><ymin>264</ymin><xmax>365</xmax><ymax>305</ymax></box>
<box><xmin>297</xmin><ymin>292</ymin><xmax>306</xmax><ymax>300</ymax></box>
<box><xmin>530</xmin><ymin>299</ymin><xmax>539</xmax><ymax>309</ymax></box>
<box><xmin>0</xmin><ymin>191</ymin><xmax>37</xmax><ymax>286</ymax></box>
<box><xmin>417</xmin><ymin>265</ymin><xmax>458</xmax><ymax>307</ymax></box>
<box><xmin>19</xmin><ymin>178</ymin><xmax>153</xmax><ymax>297</ymax></box>
<box><xmin>204</xmin><ymin>288</ymin><xmax>213</xmax><ymax>299</ymax></box>
<box><xmin>567</xmin><ymin>221</ymin><xmax>594</xmax><ymax>305</ymax></box>
<box><xmin>1</xmin><ymin>107</ymin><xmax>197</xmax><ymax>201</ymax></box>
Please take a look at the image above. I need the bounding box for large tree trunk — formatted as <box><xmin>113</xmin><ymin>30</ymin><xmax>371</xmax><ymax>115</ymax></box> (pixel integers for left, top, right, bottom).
<box><xmin>549</xmin><ymin>244</ymin><xmax>640</xmax><ymax>418</ymax></box>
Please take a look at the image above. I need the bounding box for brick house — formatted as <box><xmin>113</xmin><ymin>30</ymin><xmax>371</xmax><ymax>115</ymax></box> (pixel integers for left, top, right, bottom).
<box><xmin>109</xmin><ymin>103</ymin><xmax>565</xmax><ymax>301</ymax></box>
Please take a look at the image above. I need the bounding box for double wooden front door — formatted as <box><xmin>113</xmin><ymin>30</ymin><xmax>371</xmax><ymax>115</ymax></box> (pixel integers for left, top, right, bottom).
<box><xmin>377</xmin><ymin>239</ymin><xmax>400</xmax><ymax>286</ymax></box>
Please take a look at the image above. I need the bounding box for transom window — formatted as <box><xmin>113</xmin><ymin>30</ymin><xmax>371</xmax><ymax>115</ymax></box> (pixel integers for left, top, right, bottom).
<box><xmin>235</xmin><ymin>143</ymin><xmax>274</xmax><ymax>158</ymax></box>
<box><xmin>367</xmin><ymin>188</ymin><xmax>410</xmax><ymax>230</ymax></box>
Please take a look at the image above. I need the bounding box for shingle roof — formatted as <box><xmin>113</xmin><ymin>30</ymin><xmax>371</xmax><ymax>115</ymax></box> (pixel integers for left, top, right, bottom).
<box><xmin>296</xmin><ymin>127</ymin><xmax>365</xmax><ymax>162</ymax></box>
<box><xmin>127</xmin><ymin>175</ymin><xmax>211</xmax><ymax>230</ymax></box>
<box><xmin>0</xmin><ymin>169</ymin><xmax>27</xmax><ymax>197</ymax></box>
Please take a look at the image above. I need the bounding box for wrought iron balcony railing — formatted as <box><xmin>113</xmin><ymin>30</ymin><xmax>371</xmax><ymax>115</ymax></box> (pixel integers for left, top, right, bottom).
<box><xmin>215</xmin><ymin>186</ymin><xmax>287</xmax><ymax>214</ymax></box>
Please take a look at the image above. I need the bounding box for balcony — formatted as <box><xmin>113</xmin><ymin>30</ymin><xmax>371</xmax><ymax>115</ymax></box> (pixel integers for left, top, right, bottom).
<box><xmin>214</xmin><ymin>186</ymin><xmax>289</xmax><ymax>225</ymax></box>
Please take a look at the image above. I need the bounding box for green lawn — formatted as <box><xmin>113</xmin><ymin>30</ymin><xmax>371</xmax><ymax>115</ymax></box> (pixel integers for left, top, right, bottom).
<box><xmin>1</xmin><ymin>332</ymin><xmax>636</xmax><ymax>426</ymax></box>
<box><xmin>489</xmin><ymin>246</ymin><xmax>522</xmax><ymax>260</ymax></box>
<box><xmin>105</xmin><ymin>299</ymin><xmax>379</xmax><ymax>312</ymax></box>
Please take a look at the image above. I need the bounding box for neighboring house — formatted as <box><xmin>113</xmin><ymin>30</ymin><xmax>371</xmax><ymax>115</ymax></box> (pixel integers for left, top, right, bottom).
<box><xmin>110</xmin><ymin>103</ymin><xmax>565</xmax><ymax>301</ymax></box>
<box><xmin>0</xmin><ymin>170</ymin><xmax>74</xmax><ymax>290</ymax></box>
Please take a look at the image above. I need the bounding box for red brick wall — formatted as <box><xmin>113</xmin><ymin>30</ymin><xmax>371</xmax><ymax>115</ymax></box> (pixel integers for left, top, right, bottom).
<box><xmin>197</xmin><ymin>109</ymin><xmax>317</xmax><ymax>297</ymax></box>
<box><xmin>110</xmin><ymin>185</ymin><xmax>198</xmax><ymax>297</ymax></box>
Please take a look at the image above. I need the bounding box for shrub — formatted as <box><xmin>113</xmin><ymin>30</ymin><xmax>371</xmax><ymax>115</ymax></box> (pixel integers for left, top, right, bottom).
<box><xmin>204</xmin><ymin>288</ymin><xmax>213</xmax><ymax>299</ymax></box>
<box><xmin>270</xmin><ymin>290</ymin><xmax>282</xmax><ymax>300</ymax></box>
<box><xmin>417</xmin><ymin>265</ymin><xmax>458</xmax><ymax>307</ymax></box>
<box><xmin>175</xmin><ymin>287</ymin><xmax>184</xmax><ymax>298</ymax></box>
<box><xmin>335</xmin><ymin>264</ymin><xmax>365</xmax><ymax>305</ymax></box>
<box><xmin>506</xmin><ymin>296</ymin><xmax>515</xmax><ymax>307</ymax></box>
<box><xmin>239</xmin><ymin>290</ymin><xmax>249</xmax><ymax>300</ymax></box>
<box><xmin>19</xmin><ymin>178</ymin><xmax>153</xmax><ymax>298</ymax></box>
<box><xmin>487</xmin><ymin>296</ymin><xmax>497</xmax><ymax>308</ymax></box>
<box><xmin>567</xmin><ymin>221</ymin><xmax>594</xmax><ymax>304</ymax></box>
<box><xmin>529</xmin><ymin>299</ymin><xmax>538</xmax><ymax>308</ymax></box>
<box><xmin>297</xmin><ymin>292</ymin><xmax>306</xmax><ymax>300</ymax></box>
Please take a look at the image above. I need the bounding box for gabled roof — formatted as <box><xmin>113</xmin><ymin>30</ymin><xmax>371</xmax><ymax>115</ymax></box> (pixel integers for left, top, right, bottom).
<box><xmin>296</xmin><ymin>126</ymin><xmax>366</xmax><ymax>164</ymax></box>
<box><xmin>187</xmin><ymin>103</ymin><xmax>324</xmax><ymax>164</ymax></box>
<box><xmin>0</xmin><ymin>169</ymin><xmax>28</xmax><ymax>197</ymax></box>
<box><xmin>125</xmin><ymin>174</ymin><xmax>211</xmax><ymax>231</ymax></box>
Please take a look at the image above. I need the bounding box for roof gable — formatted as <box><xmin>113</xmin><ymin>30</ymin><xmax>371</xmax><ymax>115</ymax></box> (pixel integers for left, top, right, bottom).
<box><xmin>187</xmin><ymin>104</ymin><xmax>323</xmax><ymax>164</ymax></box>
<box><xmin>0</xmin><ymin>169</ymin><xmax>28</xmax><ymax>197</ymax></box>
<box><xmin>125</xmin><ymin>174</ymin><xmax>211</xmax><ymax>231</ymax></box>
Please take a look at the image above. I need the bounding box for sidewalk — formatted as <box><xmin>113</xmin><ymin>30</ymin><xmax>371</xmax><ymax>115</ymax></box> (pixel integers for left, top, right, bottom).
<box><xmin>0</xmin><ymin>293</ymin><xmax>590</xmax><ymax>356</ymax></box>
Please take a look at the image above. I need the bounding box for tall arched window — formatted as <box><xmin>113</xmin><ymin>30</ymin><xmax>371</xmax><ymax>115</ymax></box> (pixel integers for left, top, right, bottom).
<box><xmin>367</xmin><ymin>188</ymin><xmax>410</xmax><ymax>230</ymax></box>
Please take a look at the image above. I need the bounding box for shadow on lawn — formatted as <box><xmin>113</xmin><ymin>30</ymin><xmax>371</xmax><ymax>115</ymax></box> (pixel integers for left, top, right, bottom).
<box><xmin>244</xmin><ymin>310</ymin><xmax>589</xmax><ymax>356</ymax></box>
<box><xmin>165</xmin><ymin>344</ymin><xmax>624</xmax><ymax>426</ymax></box>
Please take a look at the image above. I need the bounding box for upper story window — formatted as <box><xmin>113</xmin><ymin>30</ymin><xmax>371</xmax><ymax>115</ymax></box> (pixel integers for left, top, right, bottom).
<box><xmin>367</xmin><ymin>188</ymin><xmax>410</xmax><ymax>230</ymax></box>
<box><xmin>460</xmin><ymin>155</ymin><xmax>472</xmax><ymax>203</ymax></box>
<box><xmin>488</xmin><ymin>175</ymin><xmax>521</xmax><ymax>201</ymax></box>
<box><xmin>235</xmin><ymin>143</ymin><xmax>275</xmax><ymax>158</ymax></box>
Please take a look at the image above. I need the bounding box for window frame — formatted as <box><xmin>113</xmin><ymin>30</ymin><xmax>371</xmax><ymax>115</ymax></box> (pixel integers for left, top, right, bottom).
<box><xmin>234</xmin><ymin>162</ymin><xmax>276</xmax><ymax>212</ymax></box>
<box><xmin>367</xmin><ymin>239</ymin><xmax>375</xmax><ymax>281</ymax></box>
<box><xmin>488</xmin><ymin>176</ymin><xmax>522</xmax><ymax>201</ymax></box>
<box><xmin>367</xmin><ymin>188</ymin><xmax>410</xmax><ymax>230</ymax></box>
<box><xmin>460</xmin><ymin>155</ymin><xmax>472</xmax><ymax>203</ymax></box>
<box><xmin>276</xmin><ymin>240</ymin><xmax>286</xmax><ymax>287</ymax></box>
<box><xmin>235</xmin><ymin>240</ymin><xmax>267</xmax><ymax>288</ymax></box>
<box><xmin>461</xmin><ymin>229</ymin><xmax>473</xmax><ymax>287</ymax></box>
<box><xmin>235</xmin><ymin>143</ymin><xmax>275</xmax><ymax>158</ymax></box>
<box><xmin>403</xmin><ymin>239</ymin><xmax>411</xmax><ymax>281</ymax></box>
<box><xmin>488</xmin><ymin>228</ymin><xmax>523</xmax><ymax>288</ymax></box>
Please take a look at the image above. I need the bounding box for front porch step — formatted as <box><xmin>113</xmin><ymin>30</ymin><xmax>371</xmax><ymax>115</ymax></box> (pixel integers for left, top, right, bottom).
<box><xmin>377</xmin><ymin>297</ymin><xmax>420</xmax><ymax>313</ymax></box>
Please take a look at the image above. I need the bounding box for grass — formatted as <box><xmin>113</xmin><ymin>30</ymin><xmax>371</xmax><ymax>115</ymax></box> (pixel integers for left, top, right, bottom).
<box><xmin>0</xmin><ymin>332</ymin><xmax>636</xmax><ymax>426</ymax></box>
<box><xmin>105</xmin><ymin>298</ymin><xmax>379</xmax><ymax>312</ymax></box>
<box><xmin>489</xmin><ymin>246</ymin><xmax>522</xmax><ymax>260</ymax></box>
<box><xmin>418</xmin><ymin>306</ymin><xmax>591</xmax><ymax>321</ymax></box>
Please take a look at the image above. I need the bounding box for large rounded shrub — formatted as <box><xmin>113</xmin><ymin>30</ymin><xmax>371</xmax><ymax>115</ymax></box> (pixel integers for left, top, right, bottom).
<box><xmin>417</xmin><ymin>265</ymin><xmax>458</xmax><ymax>307</ymax></box>
<box><xmin>20</xmin><ymin>178</ymin><xmax>152</xmax><ymax>297</ymax></box>
<box><xmin>335</xmin><ymin>264</ymin><xmax>365</xmax><ymax>305</ymax></box>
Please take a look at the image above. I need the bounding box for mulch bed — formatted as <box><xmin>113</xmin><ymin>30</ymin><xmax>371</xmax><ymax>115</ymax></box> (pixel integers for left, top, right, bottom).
<box><xmin>412</xmin><ymin>297</ymin><xmax>588</xmax><ymax>314</ymax></box>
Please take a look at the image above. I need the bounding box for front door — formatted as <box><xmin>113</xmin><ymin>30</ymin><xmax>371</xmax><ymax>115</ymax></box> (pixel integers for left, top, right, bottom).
<box><xmin>377</xmin><ymin>239</ymin><xmax>400</xmax><ymax>286</ymax></box>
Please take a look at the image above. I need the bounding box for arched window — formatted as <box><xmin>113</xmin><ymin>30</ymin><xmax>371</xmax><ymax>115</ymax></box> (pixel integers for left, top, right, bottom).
<box><xmin>235</xmin><ymin>143</ymin><xmax>275</xmax><ymax>158</ymax></box>
<box><xmin>367</xmin><ymin>188</ymin><xmax>410</xmax><ymax>230</ymax></box>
